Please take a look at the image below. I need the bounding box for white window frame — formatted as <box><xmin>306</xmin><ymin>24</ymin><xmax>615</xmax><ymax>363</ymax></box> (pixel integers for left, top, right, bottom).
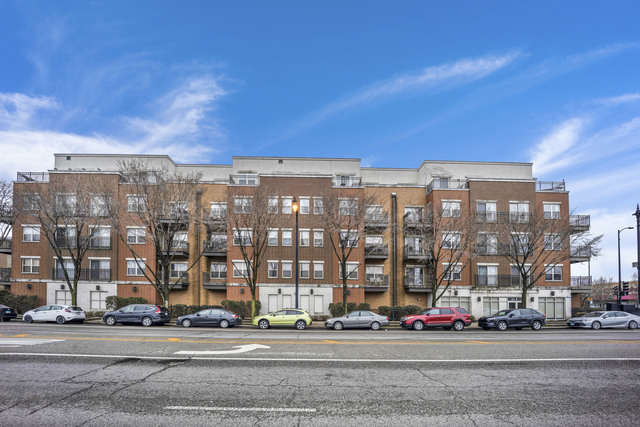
<box><xmin>313</xmin><ymin>230</ymin><xmax>324</xmax><ymax>247</ymax></box>
<box><xmin>282</xmin><ymin>197</ymin><xmax>292</xmax><ymax>214</ymax></box>
<box><xmin>299</xmin><ymin>261</ymin><xmax>310</xmax><ymax>279</ymax></box>
<box><xmin>22</xmin><ymin>225</ymin><xmax>41</xmax><ymax>242</ymax></box>
<box><xmin>234</xmin><ymin>196</ymin><xmax>253</xmax><ymax>214</ymax></box>
<box><xmin>268</xmin><ymin>229</ymin><xmax>278</xmax><ymax>246</ymax></box>
<box><xmin>543</xmin><ymin>202</ymin><xmax>561</xmax><ymax>219</ymax></box>
<box><xmin>127</xmin><ymin>194</ymin><xmax>146</xmax><ymax>212</ymax></box>
<box><xmin>268</xmin><ymin>197</ymin><xmax>279</xmax><ymax>214</ymax></box>
<box><xmin>282</xmin><ymin>261</ymin><xmax>292</xmax><ymax>279</ymax></box>
<box><xmin>509</xmin><ymin>201</ymin><xmax>530</xmax><ymax>223</ymax></box>
<box><xmin>233</xmin><ymin>228</ymin><xmax>252</xmax><ymax>246</ymax></box>
<box><xmin>339</xmin><ymin>262</ymin><xmax>359</xmax><ymax>280</ymax></box>
<box><xmin>21</xmin><ymin>256</ymin><xmax>40</xmax><ymax>274</ymax></box>
<box><xmin>545</xmin><ymin>264</ymin><xmax>563</xmax><ymax>281</ymax></box>
<box><xmin>313</xmin><ymin>261</ymin><xmax>324</xmax><ymax>279</ymax></box>
<box><xmin>442</xmin><ymin>200</ymin><xmax>461</xmax><ymax>218</ymax></box>
<box><xmin>282</xmin><ymin>229</ymin><xmax>292</xmax><ymax>247</ymax></box>
<box><xmin>476</xmin><ymin>201</ymin><xmax>497</xmax><ymax>222</ymax></box>
<box><xmin>299</xmin><ymin>229</ymin><xmax>310</xmax><ymax>247</ymax></box>
<box><xmin>405</xmin><ymin>266</ymin><xmax>423</xmax><ymax>285</ymax></box>
<box><xmin>442</xmin><ymin>231</ymin><xmax>461</xmax><ymax>250</ymax></box>
<box><xmin>313</xmin><ymin>197</ymin><xmax>323</xmax><ymax>214</ymax></box>
<box><xmin>268</xmin><ymin>260</ymin><xmax>279</xmax><ymax>279</ymax></box>
<box><xmin>299</xmin><ymin>197</ymin><xmax>310</xmax><ymax>215</ymax></box>
<box><xmin>56</xmin><ymin>193</ymin><xmax>77</xmax><ymax>215</ymax></box>
<box><xmin>232</xmin><ymin>260</ymin><xmax>251</xmax><ymax>279</ymax></box>
<box><xmin>170</xmin><ymin>262</ymin><xmax>188</xmax><ymax>279</ymax></box>
<box><xmin>126</xmin><ymin>258</ymin><xmax>146</xmax><ymax>276</ymax></box>
<box><xmin>210</xmin><ymin>263</ymin><xmax>227</xmax><ymax>279</ymax></box>
<box><xmin>340</xmin><ymin>230</ymin><xmax>358</xmax><ymax>248</ymax></box>
<box><xmin>339</xmin><ymin>198</ymin><xmax>357</xmax><ymax>216</ymax></box>
<box><xmin>90</xmin><ymin>195</ymin><xmax>109</xmax><ymax>217</ymax></box>
<box><xmin>210</xmin><ymin>202</ymin><xmax>227</xmax><ymax>219</ymax></box>
<box><xmin>443</xmin><ymin>263</ymin><xmax>462</xmax><ymax>281</ymax></box>
<box><xmin>127</xmin><ymin>227</ymin><xmax>146</xmax><ymax>244</ymax></box>
<box><xmin>544</xmin><ymin>233</ymin><xmax>562</xmax><ymax>251</ymax></box>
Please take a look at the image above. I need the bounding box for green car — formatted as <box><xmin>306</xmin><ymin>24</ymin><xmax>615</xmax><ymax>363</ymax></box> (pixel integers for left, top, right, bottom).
<box><xmin>252</xmin><ymin>309</ymin><xmax>312</xmax><ymax>330</ymax></box>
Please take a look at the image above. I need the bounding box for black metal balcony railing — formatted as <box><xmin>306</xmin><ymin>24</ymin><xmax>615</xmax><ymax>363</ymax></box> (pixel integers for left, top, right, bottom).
<box><xmin>332</xmin><ymin>176</ymin><xmax>361</xmax><ymax>187</ymax></box>
<box><xmin>474</xmin><ymin>274</ymin><xmax>526</xmax><ymax>287</ymax></box>
<box><xmin>202</xmin><ymin>208</ymin><xmax>227</xmax><ymax>222</ymax></box>
<box><xmin>55</xmin><ymin>237</ymin><xmax>77</xmax><ymax>248</ymax></box>
<box><xmin>571</xmin><ymin>276</ymin><xmax>592</xmax><ymax>287</ymax></box>
<box><xmin>202</xmin><ymin>272</ymin><xmax>227</xmax><ymax>290</ymax></box>
<box><xmin>203</xmin><ymin>238</ymin><xmax>227</xmax><ymax>254</ymax></box>
<box><xmin>537</xmin><ymin>181</ymin><xmax>566</xmax><ymax>192</ymax></box>
<box><xmin>0</xmin><ymin>239</ymin><xmax>11</xmax><ymax>250</ymax></box>
<box><xmin>474</xmin><ymin>211</ymin><xmax>535</xmax><ymax>224</ymax></box>
<box><xmin>571</xmin><ymin>245</ymin><xmax>592</xmax><ymax>258</ymax></box>
<box><xmin>475</xmin><ymin>211</ymin><xmax>498</xmax><ymax>223</ymax></box>
<box><xmin>88</xmin><ymin>237</ymin><xmax>111</xmax><ymax>249</ymax></box>
<box><xmin>426</xmin><ymin>178</ymin><xmax>468</xmax><ymax>195</ymax></box>
<box><xmin>365</xmin><ymin>274</ymin><xmax>389</xmax><ymax>286</ymax></box>
<box><xmin>365</xmin><ymin>244</ymin><xmax>389</xmax><ymax>258</ymax></box>
<box><xmin>17</xmin><ymin>172</ymin><xmax>49</xmax><ymax>182</ymax></box>
<box><xmin>365</xmin><ymin>211</ymin><xmax>389</xmax><ymax>227</ymax></box>
<box><xmin>0</xmin><ymin>267</ymin><xmax>10</xmax><ymax>282</ymax></box>
<box><xmin>570</xmin><ymin>215</ymin><xmax>590</xmax><ymax>228</ymax></box>
<box><xmin>51</xmin><ymin>268</ymin><xmax>111</xmax><ymax>281</ymax></box>
<box><xmin>474</xmin><ymin>243</ymin><xmax>499</xmax><ymax>256</ymax></box>
<box><xmin>403</xmin><ymin>245</ymin><xmax>432</xmax><ymax>261</ymax></box>
<box><xmin>404</xmin><ymin>274</ymin><xmax>433</xmax><ymax>291</ymax></box>
<box><xmin>161</xmin><ymin>241</ymin><xmax>189</xmax><ymax>255</ymax></box>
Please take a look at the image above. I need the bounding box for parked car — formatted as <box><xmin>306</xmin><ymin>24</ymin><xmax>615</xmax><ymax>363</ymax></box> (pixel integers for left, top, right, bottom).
<box><xmin>566</xmin><ymin>311</ymin><xmax>640</xmax><ymax>329</ymax></box>
<box><xmin>325</xmin><ymin>310</ymin><xmax>389</xmax><ymax>330</ymax></box>
<box><xmin>177</xmin><ymin>308</ymin><xmax>241</xmax><ymax>328</ymax></box>
<box><xmin>252</xmin><ymin>309</ymin><xmax>312</xmax><ymax>330</ymax></box>
<box><xmin>103</xmin><ymin>304</ymin><xmax>171</xmax><ymax>327</ymax></box>
<box><xmin>0</xmin><ymin>304</ymin><xmax>18</xmax><ymax>322</ymax></box>
<box><xmin>478</xmin><ymin>308</ymin><xmax>546</xmax><ymax>331</ymax></box>
<box><xmin>23</xmin><ymin>305</ymin><xmax>85</xmax><ymax>324</ymax></box>
<box><xmin>400</xmin><ymin>307</ymin><xmax>471</xmax><ymax>331</ymax></box>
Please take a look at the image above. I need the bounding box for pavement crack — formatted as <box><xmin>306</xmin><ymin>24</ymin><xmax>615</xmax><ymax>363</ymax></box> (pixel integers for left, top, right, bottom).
<box><xmin>28</xmin><ymin>383</ymin><xmax>96</xmax><ymax>416</ymax></box>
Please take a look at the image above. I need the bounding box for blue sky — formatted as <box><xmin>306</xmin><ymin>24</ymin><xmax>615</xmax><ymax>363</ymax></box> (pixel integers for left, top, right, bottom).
<box><xmin>1</xmin><ymin>1</ymin><xmax>639</xmax><ymax>281</ymax></box>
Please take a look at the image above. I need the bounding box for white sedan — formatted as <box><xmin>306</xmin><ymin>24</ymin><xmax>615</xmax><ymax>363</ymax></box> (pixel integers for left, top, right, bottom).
<box><xmin>23</xmin><ymin>305</ymin><xmax>85</xmax><ymax>324</ymax></box>
<box><xmin>566</xmin><ymin>311</ymin><xmax>639</xmax><ymax>329</ymax></box>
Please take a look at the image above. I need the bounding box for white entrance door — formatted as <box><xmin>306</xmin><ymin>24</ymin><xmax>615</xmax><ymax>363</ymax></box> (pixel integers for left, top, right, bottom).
<box><xmin>268</xmin><ymin>294</ymin><xmax>278</xmax><ymax>313</ymax></box>
<box><xmin>314</xmin><ymin>295</ymin><xmax>324</xmax><ymax>314</ymax></box>
<box><xmin>282</xmin><ymin>294</ymin><xmax>292</xmax><ymax>309</ymax></box>
<box><xmin>300</xmin><ymin>295</ymin><xmax>310</xmax><ymax>312</ymax></box>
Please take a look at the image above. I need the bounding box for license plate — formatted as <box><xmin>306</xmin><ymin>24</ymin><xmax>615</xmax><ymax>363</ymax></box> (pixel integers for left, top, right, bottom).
<box><xmin>570</xmin><ymin>322</ymin><xmax>575</xmax><ymax>325</ymax></box>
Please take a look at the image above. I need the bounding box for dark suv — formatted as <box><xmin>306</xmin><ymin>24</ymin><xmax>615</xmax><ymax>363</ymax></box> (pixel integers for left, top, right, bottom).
<box><xmin>103</xmin><ymin>304</ymin><xmax>171</xmax><ymax>327</ymax></box>
<box><xmin>478</xmin><ymin>308</ymin><xmax>546</xmax><ymax>331</ymax></box>
<box><xmin>400</xmin><ymin>307</ymin><xmax>472</xmax><ymax>331</ymax></box>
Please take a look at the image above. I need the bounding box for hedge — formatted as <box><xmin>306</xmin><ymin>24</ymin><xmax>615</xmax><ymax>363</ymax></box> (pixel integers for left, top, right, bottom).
<box><xmin>0</xmin><ymin>290</ymin><xmax>40</xmax><ymax>314</ymax></box>
<box><xmin>105</xmin><ymin>296</ymin><xmax>148</xmax><ymax>310</ymax></box>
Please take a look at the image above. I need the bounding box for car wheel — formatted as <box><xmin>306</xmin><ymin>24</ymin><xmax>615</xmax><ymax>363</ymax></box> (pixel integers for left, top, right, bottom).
<box><xmin>333</xmin><ymin>321</ymin><xmax>344</xmax><ymax>331</ymax></box>
<box><xmin>56</xmin><ymin>316</ymin><xmax>66</xmax><ymax>325</ymax></box>
<box><xmin>105</xmin><ymin>315</ymin><xmax>117</xmax><ymax>326</ymax></box>
<box><xmin>453</xmin><ymin>320</ymin><xmax>465</xmax><ymax>331</ymax></box>
<box><xmin>591</xmin><ymin>321</ymin><xmax>601</xmax><ymax>330</ymax></box>
<box><xmin>220</xmin><ymin>319</ymin><xmax>230</xmax><ymax>328</ymax></box>
<box><xmin>531</xmin><ymin>320</ymin><xmax>542</xmax><ymax>331</ymax></box>
<box><xmin>258</xmin><ymin>319</ymin><xmax>269</xmax><ymax>329</ymax></box>
<box><xmin>482</xmin><ymin>327</ymin><xmax>491</xmax><ymax>330</ymax></box>
<box><xmin>370</xmin><ymin>321</ymin><xmax>381</xmax><ymax>331</ymax></box>
<box><xmin>628</xmin><ymin>320</ymin><xmax>638</xmax><ymax>329</ymax></box>
<box><xmin>295</xmin><ymin>320</ymin><xmax>306</xmax><ymax>330</ymax></box>
<box><xmin>24</xmin><ymin>315</ymin><xmax>33</xmax><ymax>324</ymax></box>
<box><xmin>141</xmin><ymin>316</ymin><xmax>153</xmax><ymax>327</ymax></box>
<box><xmin>182</xmin><ymin>318</ymin><xmax>192</xmax><ymax>328</ymax></box>
<box><xmin>497</xmin><ymin>321</ymin><xmax>508</xmax><ymax>331</ymax></box>
<box><xmin>412</xmin><ymin>321</ymin><xmax>425</xmax><ymax>331</ymax></box>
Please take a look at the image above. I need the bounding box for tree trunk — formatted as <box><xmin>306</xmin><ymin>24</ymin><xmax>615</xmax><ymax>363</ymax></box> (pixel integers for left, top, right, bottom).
<box><xmin>250</xmin><ymin>286</ymin><xmax>257</xmax><ymax>320</ymax></box>
<box><xmin>521</xmin><ymin>273</ymin><xmax>529</xmax><ymax>308</ymax></box>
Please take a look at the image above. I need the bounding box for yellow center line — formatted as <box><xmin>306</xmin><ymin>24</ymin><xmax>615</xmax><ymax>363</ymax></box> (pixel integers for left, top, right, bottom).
<box><xmin>11</xmin><ymin>334</ymin><xmax>30</xmax><ymax>338</ymax></box>
<box><xmin>467</xmin><ymin>340</ymin><xmax>493</xmax><ymax>344</ymax></box>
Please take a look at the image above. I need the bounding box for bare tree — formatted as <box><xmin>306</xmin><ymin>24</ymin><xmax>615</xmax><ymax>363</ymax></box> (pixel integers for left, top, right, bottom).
<box><xmin>318</xmin><ymin>190</ymin><xmax>377</xmax><ymax>316</ymax></box>
<box><xmin>588</xmin><ymin>276</ymin><xmax>616</xmax><ymax>308</ymax></box>
<box><xmin>0</xmin><ymin>179</ymin><xmax>17</xmax><ymax>250</ymax></box>
<box><xmin>499</xmin><ymin>210</ymin><xmax>603</xmax><ymax>308</ymax></box>
<box><xmin>15</xmin><ymin>174</ymin><xmax>114</xmax><ymax>305</ymax></box>
<box><xmin>226</xmin><ymin>184</ymin><xmax>278</xmax><ymax>320</ymax></box>
<box><xmin>105</xmin><ymin>160</ymin><xmax>203</xmax><ymax>307</ymax></box>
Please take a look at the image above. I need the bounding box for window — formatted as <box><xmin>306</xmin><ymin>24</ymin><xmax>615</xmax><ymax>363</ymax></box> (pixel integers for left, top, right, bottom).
<box><xmin>172</xmin><ymin>232</ymin><xmax>188</xmax><ymax>249</ymax></box>
<box><xmin>55</xmin><ymin>194</ymin><xmax>76</xmax><ymax>215</ymax></box>
<box><xmin>23</xmin><ymin>193</ymin><xmax>41</xmax><ymax>210</ymax></box>
<box><xmin>235</xmin><ymin>174</ymin><xmax>258</xmax><ymax>185</ymax></box>
<box><xmin>313</xmin><ymin>198</ymin><xmax>323</xmax><ymax>214</ymax></box>
<box><xmin>268</xmin><ymin>229</ymin><xmax>278</xmax><ymax>246</ymax></box>
<box><xmin>366</xmin><ymin>205</ymin><xmax>384</xmax><ymax>222</ymax></box>
<box><xmin>339</xmin><ymin>198</ymin><xmax>357</xmax><ymax>216</ymax></box>
<box><xmin>299</xmin><ymin>230</ymin><xmax>310</xmax><ymax>247</ymax></box>
<box><xmin>405</xmin><ymin>236</ymin><xmax>424</xmax><ymax>255</ymax></box>
<box><xmin>404</xmin><ymin>206</ymin><xmax>423</xmax><ymax>223</ymax></box>
<box><xmin>313</xmin><ymin>262</ymin><xmax>324</xmax><ymax>279</ymax></box>
<box><xmin>507</xmin><ymin>297</ymin><xmax>522</xmax><ymax>310</ymax></box>
<box><xmin>545</xmin><ymin>265</ymin><xmax>562</xmax><ymax>281</ymax></box>
<box><xmin>233</xmin><ymin>229</ymin><xmax>252</xmax><ymax>246</ymax></box>
<box><xmin>300</xmin><ymin>198</ymin><xmax>310</xmax><ymax>214</ymax></box>
<box><xmin>54</xmin><ymin>259</ymin><xmax>74</xmax><ymax>280</ymax></box>
<box><xmin>509</xmin><ymin>202</ymin><xmax>529</xmax><ymax>223</ymax></box>
<box><xmin>282</xmin><ymin>197</ymin><xmax>292</xmax><ymax>214</ymax></box>
<box><xmin>268</xmin><ymin>261</ymin><xmax>278</xmax><ymax>279</ymax></box>
<box><xmin>170</xmin><ymin>262</ymin><xmax>187</xmax><ymax>279</ymax></box>
<box><xmin>234</xmin><ymin>196</ymin><xmax>253</xmax><ymax>214</ymax></box>
<box><xmin>545</xmin><ymin>234</ymin><xmax>562</xmax><ymax>250</ymax></box>
<box><xmin>366</xmin><ymin>265</ymin><xmax>384</xmax><ymax>284</ymax></box>
<box><xmin>339</xmin><ymin>262</ymin><xmax>358</xmax><ymax>280</ymax></box>
<box><xmin>210</xmin><ymin>203</ymin><xmax>227</xmax><ymax>219</ymax></box>
<box><xmin>438</xmin><ymin>296</ymin><xmax>470</xmax><ymax>312</ymax></box>
<box><xmin>90</xmin><ymin>227</ymin><xmax>110</xmax><ymax>248</ymax></box>
<box><xmin>210</xmin><ymin>263</ymin><xmax>227</xmax><ymax>279</ymax></box>
<box><xmin>313</xmin><ymin>230</ymin><xmax>324</xmax><ymax>247</ymax></box>
<box><xmin>477</xmin><ymin>265</ymin><xmax>498</xmax><ymax>286</ymax></box>
<box><xmin>21</xmin><ymin>257</ymin><xmax>40</xmax><ymax>274</ymax></box>
<box><xmin>476</xmin><ymin>201</ymin><xmax>497</xmax><ymax>222</ymax></box>
<box><xmin>477</xmin><ymin>233</ymin><xmax>497</xmax><ymax>255</ymax></box>
<box><xmin>442</xmin><ymin>231</ymin><xmax>461</xmax><ymax>249</ymax></box>
<box><xmin>539</xmin><ymin>297</ymin><xmax>565</xmax><ymax>319</ymax></box>
<box><xmin>90</xmin><ymin>291</ymin><xmax>108</xmax><ymax>310</ymax></box>
<box><xmin>127</xmin><ymin>228</ymin><xmax>146</xmax><ymax>244</ymax></box>
<box><xmin>300</xmin><ymin>262</ymin><xmax>310</xmax><ymax>279</ymax></box>
<box><xmin>232</xmin><ymin>261</ymin><xmax>251</xmax><ymax>279</ymax></box>
<box><xmin>511</xmin><ymin>265</ymin><xmax>531</xmax><ymax>286</ymax></box>
<box><xmin>366</xmin><ymin>235</ymin><xmax>383</xmax><ymax>248</ymax></box>
<box><xmin>483</xmin><ymin>297</ymin><xmax>500</xmax><ymax>316</ymax></box>
<box><xmin>268</xmin><ymin>197</ymin><xmax>279</xmax><ymax>214</ymax></box>
<box><xmin>510</xmin><ymin>233</ymin><xmax>530</xmax><ymax>254</ymax></box>
<box><xmin>55</xmin><ymin>226</ymin><xmax>76</xmax><ymax>247</ymax></box>
<box><xmin>405</xmin><ymin>267</ymin><xmax>423</xmax><ymax>285</ymax></box>
<box><xmin>90</xmin><ymin>195</ymin><xmax>109</xmax><ymax>216</ymax></box>
<box><xmin>22</xmin><ymin>226</ymin><xmax>40</xmax><ymax>242</ymax></box>
<box><xmin>340</xmin><ymin>230</ymin><xmax>358</xmax><ymax>247</ymax></box>
<box><xmin>442</xmin><ymin>200</ymin><xmax>461</xmax><ymax>217</ymax></box>
<box><xmin>282</xmin><ymin>261</ymin><xmax>292</xmax><ymax>279</ymax></box>
<box><xmin>544</xmin><ymin>203</ymin><xmax>561</xmax><ymax>219</ymax></box>
<box><xmin>127</xmin><ymin>259</ymin><xmax>145</xmax><ymax>276</ymax></box>
<box><xmin>282</xmin><ymin>229</ymin><xmax>292</xmax><ymax>246</ymax></box>
<box><xmin>443</xmin><ymin>264</ymin><xmax>462</xmax><ymax>281</ymax></box>
<box><xmin>89</xmin><ymin>259</ymin><xmax>110</xmax><ymax>280</ymax></box>
<box><xmin>170</xmin><ymin>201</ymin><xmax>189</xmax><ymax>217</ymax></box>
<box><xmin>128</xmin><ymin>195</ymin><xmax>146</xmax><ymax>212</ymax></box>
<box><xmin>55</xmin><ymin>290</ymin><xmax>72</xmax><ymax>305</ymax></box>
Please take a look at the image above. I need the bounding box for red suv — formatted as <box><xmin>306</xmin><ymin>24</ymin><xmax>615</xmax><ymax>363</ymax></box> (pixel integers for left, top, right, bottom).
<box><xmin>400</xmin><ymin>307</ymin><xmax>471</xmax><ymax>331</ymax></box>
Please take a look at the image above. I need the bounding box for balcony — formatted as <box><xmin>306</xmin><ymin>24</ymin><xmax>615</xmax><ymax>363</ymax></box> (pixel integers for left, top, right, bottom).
<box><xmin>474</xmin><ymin>243</ymin><xmax>499</xmax><ymax>256</ymax></box>
<box><xmin>404</xmin><ymin>275</ymin><xmax>432</xmax><ymax>293</ymax></box>
<box><xmin>230</xmin><ymin>174</ymin><xmax>259</xmax><ymax>186</ymax></box>
<box><xmin>570</xmin><ymin>215</ymin><xmax>590</xmax><ymax>232</ymax></box>
<box><xmin>158</xmin><ymin>211</ymin><xmax>190</xmax><ymax>225</ymax></box>
<box><xmin>365</xmin><ymin>274</ymin><xmax>389</xmax><ymax>292</ymax></box>
<box><xmin>202</xmin><ymin>208</ymin><xmax>227</xmax><ymax>225</ymax></box>
<box><xmin>17</xmin><ymin>172</ymin><xmax>49</xmax><ymax>182</ymax></box>
<box><xmin>88</xmin><ymin>237</ymin><xmax>111</xmax><ymax>250</ymax></box>
<box><xmin>203</xmin><ymin>237</ymin><xmax>227</xmax><ymax>256</ymax></box>
<box><xmin>365</xmin><ymin>244</ymin><xmax>389</xmax><ymax>259</ymax></box>
<box><xmin>55</xmin><ymin>237</ymin><xmax>77</xmax><ymax>248</ymax></box>
<box><xmin>0</xmin><ymin>267</ymin><xmax>10</xmax><ymax>283</ymax></box>
<box><xmin>426</xmin><ymin>178</ymin><xmax>468</xmax><ymax>195</ymax></box>
<box><xmin>169</xmin><ymin>278</ymin><xmax>190</xmax><ymax>290</ymax></box>
<box><xmin>571</xmin><ymin>276</ymin><xmax>592</xmax><ymax>287</ymax></box>
<box><xmin>0</xmin><ymin>239</ymin><xmax>11</xmax><ymax>254</ymax></box>
<box><xmin>365</xmin><ymin>212</ymin><xmax>389</xmax><ymax>229</ymax></box>
<box><xmin>332</xmin><ymin>176</ymin><xmax>361</xmax><ymax>187</ymax></box>
<box><xmin>474</xmin><ymin>274</ymin><xmax>524</xmax><ymax>287</ymax></box>
<box><xmin>570</xmin><ymin>245</ymin><xmax>591</xmax><ymax>263</ymax></box>
<box><xmin>403</xmin><ymin>212</ymin><xmax>433</xmax><ymax>229</ymax></box>
<box><xmin>202</xmin><ymin>272</ymin><xmax>227</xmax><ymax>290</ymax></box>
<box><xmin>403</xmin><ymin>245</ymin><xmax>431</xmax><ymax>262</ymax></box>
<box><xmin>160</xmin><ymin>241</ymin><xmax>189</xmax><ymax>257</ymax></box>
<box><xmin>51</xmin><ymin>268</ymin><xmax>112</xmax><ymax>281</ymax></box>
<box><xmin>536</xmin><ymin>181</ymin><xmax>566</xmax><ymax>192</ymax></box>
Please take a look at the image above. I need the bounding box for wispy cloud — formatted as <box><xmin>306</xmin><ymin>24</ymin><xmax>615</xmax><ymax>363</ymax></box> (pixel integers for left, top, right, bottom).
<box><xmin>280</xmin><ymin>51</ymin><xmax>523</xmax><ymax>139</ymax></box>
<box><xmin>529</xmin><ymin>118</ymin><xmax>588</xmax><ymax>176</ymax></box>
<box><xmin>593</xmin><ymin>92</ymin><xmax>640</xmax><ymax>107</ymax></box>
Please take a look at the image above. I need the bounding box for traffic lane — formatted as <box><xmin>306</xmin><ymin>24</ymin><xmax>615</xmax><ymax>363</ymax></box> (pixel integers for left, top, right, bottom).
<box><xmin>1</xmin><ymin>357</ymin><xmax>638</xmax><ymax>426</ymax></box>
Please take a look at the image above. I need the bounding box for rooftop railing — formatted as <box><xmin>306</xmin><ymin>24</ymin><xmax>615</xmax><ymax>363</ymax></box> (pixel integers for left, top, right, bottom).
<box><xmin>426</xmin><ymin>178</ymin><xmax>468</xmax><ymax>195</ymax></box>
<box><xmin>17</xmin><ymin>172</ymin><xmax>49</xmax><ymax>182</ymax></box>
<box><xmin>537</xmin><ymin>181</ymin><xmax>566</xmax><ymax>192</ymax></box>
<box><xmin>332</xmin><ymin>176</ymin><xmax>362</xmax><ymax>187</ymax></box>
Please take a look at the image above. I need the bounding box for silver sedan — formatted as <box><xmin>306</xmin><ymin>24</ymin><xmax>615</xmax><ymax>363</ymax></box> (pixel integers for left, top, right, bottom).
<box><xmin>325</xmin><ymin>310</ymin><xmax>390</xmax><ymax>330</ymax></box>
<box><xmin>566</xmin><ymin>311</ymin><xmax>640</xmax><ymax>329</ymax></box>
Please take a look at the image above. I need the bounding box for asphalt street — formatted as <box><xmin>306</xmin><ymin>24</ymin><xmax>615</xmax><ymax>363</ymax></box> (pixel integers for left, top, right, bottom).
<box><xmin>1</xmin><ymin>322</ymin><xmax>639</xmax><ymax>426</ymax></box>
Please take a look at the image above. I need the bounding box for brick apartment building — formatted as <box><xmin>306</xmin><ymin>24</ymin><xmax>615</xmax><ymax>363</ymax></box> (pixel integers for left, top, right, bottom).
<box><xmin>8</xmin><ymin>154</ymin><xmax>592</xmax><ymax>319</ymax></box>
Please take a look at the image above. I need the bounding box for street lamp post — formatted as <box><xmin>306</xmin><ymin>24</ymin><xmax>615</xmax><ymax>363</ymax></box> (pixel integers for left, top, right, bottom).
<box><xmin>292</xmin><ymin>197</ymin><xmax>299</xmax><ymax>309</ymax></box>
<box><xmin>618</xmin><ymin>226</ymin><xmax>634</xmax><ymax>305</ymax></box>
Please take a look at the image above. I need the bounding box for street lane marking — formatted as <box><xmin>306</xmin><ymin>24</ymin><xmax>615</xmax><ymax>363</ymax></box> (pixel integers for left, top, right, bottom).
<box><xmin>323</xmin><ymin>340</ymin><xmax>340</xmax><ymax>344</ymax></box>
<box><xmin>12</xmin><ymin>334</ymin><xmax>30</xmax><ymax>337</ymax></box>
<box><xmin>468</xmin><ymin>340</ymin><xmax>492</xmax><ymax>344</ymax></box>
<box><xmin>168</xmin><ymin>338</ymin><xmax>181</xmax><ymax>342</ymax></box>
<box><xmin>0</xmin><ymin>338</ymin><xmax>64</xmax><ymax>346</ymax></box>
<box><xmin>165</xmin><ymin>405</ymin><xmax>316</xmax><ymax>413</ymax></box>
<box><xmin>175</xmin><ymin>344</ymin><xmax>270</xmax><ymax>355</ymax></box>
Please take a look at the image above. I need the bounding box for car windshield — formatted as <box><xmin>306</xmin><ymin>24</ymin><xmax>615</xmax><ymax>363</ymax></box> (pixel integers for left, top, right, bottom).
<box><xmin>491</xmin><ymin>310</ymin><xmax>512</xmax><ymax>317</ymax></box>
<box><xmin>583</xmin><ymin>312</ymin><xmax>604</xmax><ymax>318</ymax></box>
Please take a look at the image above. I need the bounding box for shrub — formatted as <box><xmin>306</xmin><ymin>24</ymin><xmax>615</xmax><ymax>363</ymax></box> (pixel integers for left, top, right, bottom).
<box><xmin>403</xmin><ymin>305</ymin><xmax>423</xmax><ymax>315</ymax></box>
<box><xmin>312</xmin><ymin>314</ymin><xmax>329</xmax><ymax>321</ymax></box>
<box><xmin>377</xmin><ymin>305</ymin><xmax>422</xmax><ymax>320</ymax></box>
<box><xmin>356</xmin><ymin>302</ymin><xmax>371</xmax><ymax>311</ymax></box>
<box><xmin>105</xmin><ymin>296</ymin><xmax>148</xmax><ymax>310</ymax></box>
<box><xmin>172</xmin><ymin>304</ymin><xmax>188</xmax><ymax>317</ymax></box>
<box><xmin>328</xmin><ymin>302</ymin><xmax>357</xmax><ymax>317</ymax></box>
<box><xmin>0</xmin><ymin>290</ymin><xmax>40</xmax><ymax>314</ymax></box>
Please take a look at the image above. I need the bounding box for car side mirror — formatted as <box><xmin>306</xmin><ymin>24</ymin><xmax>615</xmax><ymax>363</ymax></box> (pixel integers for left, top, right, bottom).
<box><xmin>196</xmin><ymin>313</ymin><xmax>200</xmax><ymax>317</ymax></box>
<box><xmin>509</xmin><ymin>314</ymin><xmax>514</xmax><ymax>318</ymax></box>
<box><xmin>118</xmin><ymin>309</ymin><xmax>123</xmax><ymax>313</ymax></box>
<box><xmin>271</xmin><ymin>314</ymin><xmax>276</xmax><ymax>317</ymax></box>
<box><xmin>346</xmin><ymin>315</ymin><xmax>349</xmax><ymax>318</ymax></box>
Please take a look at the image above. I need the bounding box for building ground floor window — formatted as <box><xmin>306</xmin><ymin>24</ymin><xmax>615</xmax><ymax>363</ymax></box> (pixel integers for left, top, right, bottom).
<box><xmin>438</xmin><ymin>296</ymin><xmax>470</xmax><ymax>312</ymax></box>
<box><xmin>538</xmin><ymin>297</ymin><xmax>565</xmax><ymax>319</ymax></box>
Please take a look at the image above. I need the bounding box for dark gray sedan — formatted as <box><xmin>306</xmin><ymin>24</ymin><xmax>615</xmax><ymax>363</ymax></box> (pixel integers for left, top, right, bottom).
<box><xmin>325</xmin><ymin>310</ymin><xmax>389</xmax><ymax>330</ymax></box>
<box><xmin>177</xmin><ymin>308</ymin><xmax>241</xmax><ymax>328</ymax></box>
